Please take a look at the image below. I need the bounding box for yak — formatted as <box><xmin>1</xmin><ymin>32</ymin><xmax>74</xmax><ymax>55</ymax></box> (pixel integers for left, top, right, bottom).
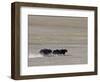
<box><xmin>39</xmin><ymin>49</ymin><xmax>52</xmax><ymax>56</ymax></box>
<box><xmin>53</xmin><ymin>49</ymin><xmax>68</xmax><ymax>56</ymax></box>
<box><xmin>40</xmin><ymin>48</ymin><xmax>68</xmax><ymax>56</ymax></box>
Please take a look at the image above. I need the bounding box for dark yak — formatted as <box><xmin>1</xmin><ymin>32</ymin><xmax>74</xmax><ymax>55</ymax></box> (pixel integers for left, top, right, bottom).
<box><xmin>39</xmin><ymin>49</ymin><xmax>52</xmax><ymax>56</ymax></box>
<box><xmin>53</xmin><ymin>49</ymin><xmax>68</xmax><ymax>56</ymax></box>
<box><xmin>53</xmin><ymin>49</ymin><xmax>60</xmax><ymax>55</ymax></box>
<box><xmin>60</xmin><ymin>49</ymin><xmax>68</xmax><ymax>55</ymax></box>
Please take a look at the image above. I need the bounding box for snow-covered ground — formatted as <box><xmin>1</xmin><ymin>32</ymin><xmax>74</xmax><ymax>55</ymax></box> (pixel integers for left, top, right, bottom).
<box><xmin>29</xmin><ymin>53</ymin><xmax>44</xmax><ymax>58</ymax></box>
<box><xmin>29</xmin><ymin>53</ymin><xmax>70</xmax><ymax>58</ymax></box>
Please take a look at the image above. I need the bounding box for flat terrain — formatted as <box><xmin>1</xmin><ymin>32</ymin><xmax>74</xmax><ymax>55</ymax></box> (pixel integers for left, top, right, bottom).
<box><xmin>28</xmin><ymin>44</ymin><xmax>87</xmax><ymax>66</ymax></box>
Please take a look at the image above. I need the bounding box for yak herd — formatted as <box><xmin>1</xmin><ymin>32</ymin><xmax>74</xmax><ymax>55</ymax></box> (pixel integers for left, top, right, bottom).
<box><xmin>39</xmin><ymin>49</ymin><xmax>68</xmax><ymax>57</ymax></box>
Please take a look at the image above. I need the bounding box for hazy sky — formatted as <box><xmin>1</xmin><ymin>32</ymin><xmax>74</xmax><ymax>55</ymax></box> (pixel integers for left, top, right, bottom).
<box><xmin>28</xmin><ymin>15</ymin><xmax>87</xmax><ymax>45</ymax></box>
